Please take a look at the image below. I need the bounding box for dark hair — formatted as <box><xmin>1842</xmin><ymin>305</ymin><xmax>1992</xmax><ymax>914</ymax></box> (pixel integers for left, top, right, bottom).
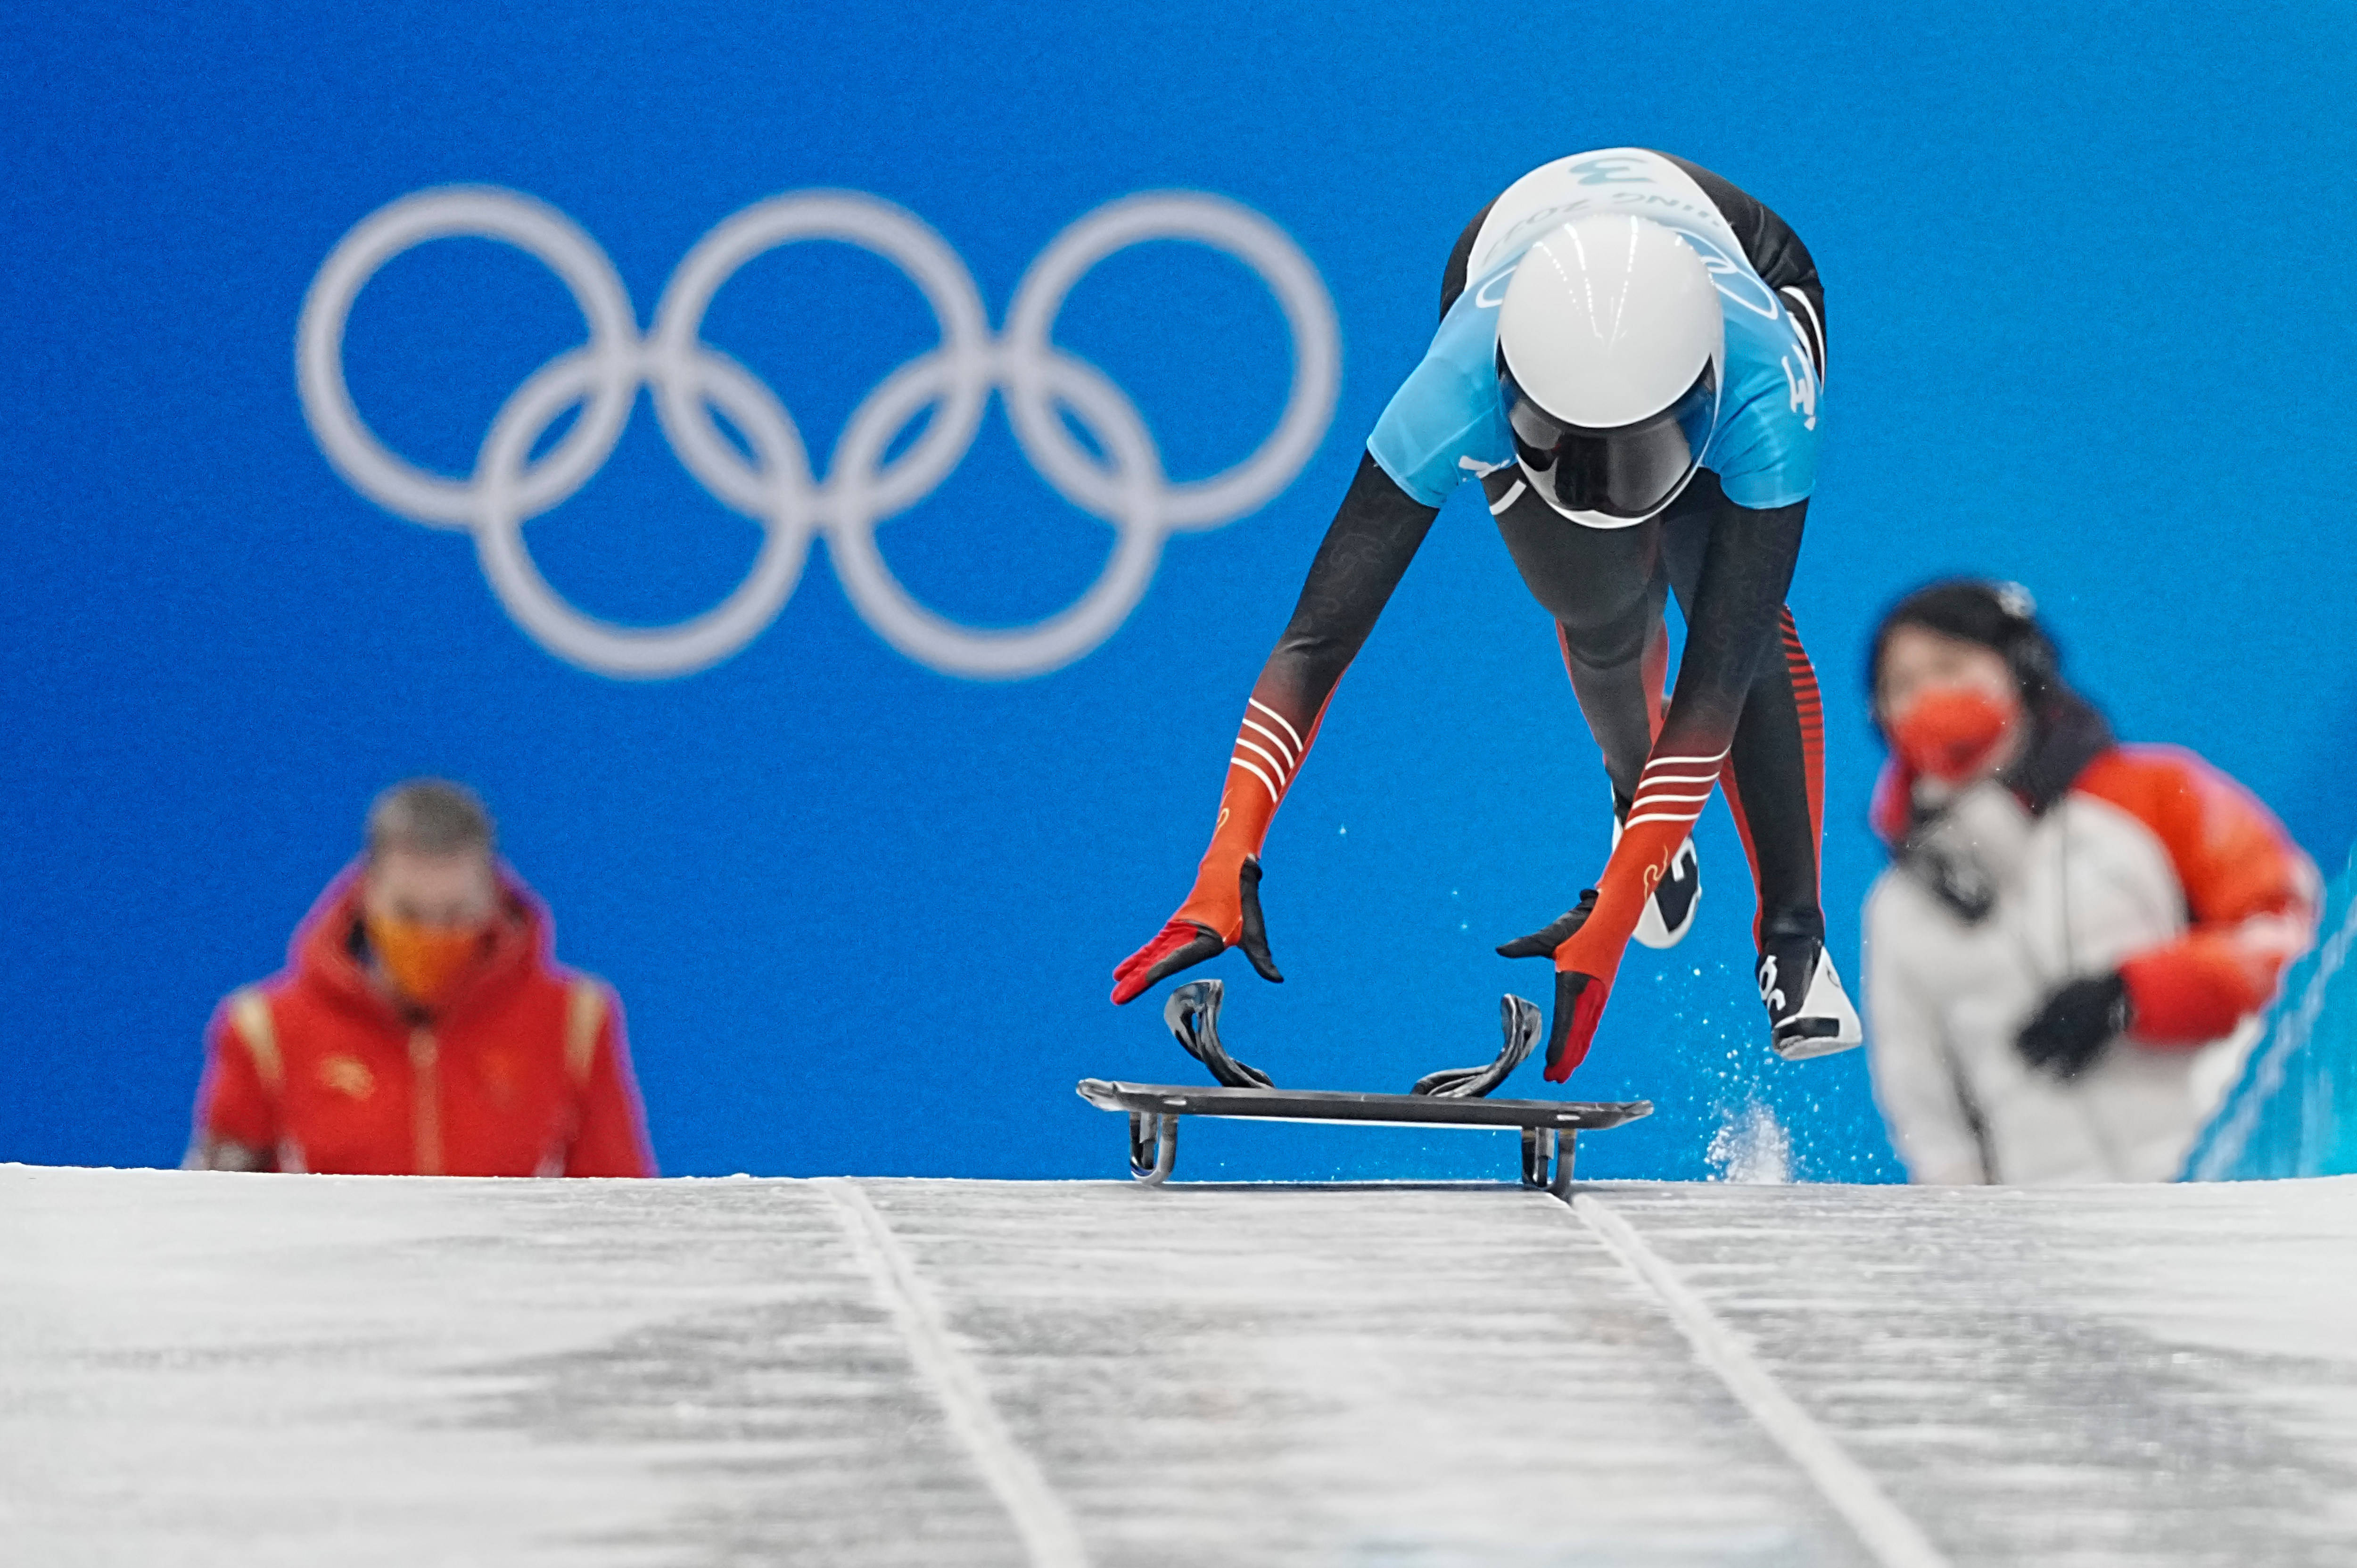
<box><xmin>365</xmin><ymin>779</ymin><xmax>495</xmax><ymax>859</ymax></box>
<box><xmin>1868</xmin><ymin>578</ymin><xmax>2060</xmax><ymax>708</ymax></box>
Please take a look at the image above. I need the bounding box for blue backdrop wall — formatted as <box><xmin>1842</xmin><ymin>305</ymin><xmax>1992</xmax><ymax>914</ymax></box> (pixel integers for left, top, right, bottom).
<box><xmin>7</xmin><ymin>1</ymin><xmax>2354</xmax><ymax>1181</ymax></box>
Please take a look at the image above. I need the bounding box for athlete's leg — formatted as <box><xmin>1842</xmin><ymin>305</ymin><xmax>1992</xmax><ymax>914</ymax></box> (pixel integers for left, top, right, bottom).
<box><xmin>1661</xmin><ymin>498</ymin><xmax>1826</xmax><ymax>948</ymax></box>
<box><xmin>1641</xmin><ymin>190</ymin><xmax>1827</xmax><ymax>943</ymax></box>
<box><xmin>1556</xmin><ymin>581</ymin><xmax>1671</xmax><ymax>806</ymax></box>
<box><xmin>1495</xmin><ymin>479</ymin><xmax>1851</xmax><ymax>1069</ymax></box>
<box><xmin>1483</xmin><ymin>472</ymin><xmax>1662</xmax><ymax>799</ymax></box>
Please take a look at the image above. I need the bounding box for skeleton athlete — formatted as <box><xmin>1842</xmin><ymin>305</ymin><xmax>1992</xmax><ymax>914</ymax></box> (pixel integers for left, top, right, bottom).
<box><xmin>1113</xmin><ymin>148</ymin><xmax>1862</xmax><ymax>1079</ymax></box>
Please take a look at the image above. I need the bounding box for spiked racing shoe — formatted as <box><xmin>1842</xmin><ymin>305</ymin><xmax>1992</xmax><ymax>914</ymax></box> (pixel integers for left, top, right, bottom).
<box><xmin>1614</xmin><ymin>801</ymin><xmax>1700</xmax><ymax>950</ymax></box>
<box><xmin>1755</xmin><ymin>934</ymin><xmax>1863</xmax><ymax>1061</ymax></box>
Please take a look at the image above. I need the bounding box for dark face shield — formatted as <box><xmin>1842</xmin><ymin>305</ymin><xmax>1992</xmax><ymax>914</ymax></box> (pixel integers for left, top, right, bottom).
<box><xmin>1497</xmin><ymin>351</ymin><xmax>1718</xmax><ymax>523</ymax></box>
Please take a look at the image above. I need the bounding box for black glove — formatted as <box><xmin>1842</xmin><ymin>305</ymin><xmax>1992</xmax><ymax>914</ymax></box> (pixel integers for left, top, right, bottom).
<box><xmin>2014</xmin><ymin>971</ymin><xmax>2131</xmax><ymax>1080</ymax></box>
<box><xmin>1496</xmin><ymin>889</ymin><xmax>1599</xmax><ymax>959</ymax></box>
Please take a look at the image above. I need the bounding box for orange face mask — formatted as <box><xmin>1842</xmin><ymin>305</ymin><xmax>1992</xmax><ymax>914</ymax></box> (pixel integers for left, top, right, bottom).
<box><xmin>365</xmin><ymin>913</ymin><xmax>489</xmax><ymax>1010</ymax></box>
<box><xmin>1888</xmin><ymin>685</ymin><xmax>2019</xmax><ymax>784</ymax></box>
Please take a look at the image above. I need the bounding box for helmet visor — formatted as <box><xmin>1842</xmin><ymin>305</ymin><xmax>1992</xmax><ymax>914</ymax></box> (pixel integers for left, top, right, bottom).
<box><xmin>1497</xmin><ymin>352</ymin><xmax>1718</xmax><ymax>521</ymax></box>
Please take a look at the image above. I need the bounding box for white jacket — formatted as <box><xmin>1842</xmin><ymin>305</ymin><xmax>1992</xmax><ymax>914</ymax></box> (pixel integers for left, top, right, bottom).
<box><xmin>1863</xmin><ymin>745</ymin><xmax>2314</xmax><ymax>1186</ymax></box>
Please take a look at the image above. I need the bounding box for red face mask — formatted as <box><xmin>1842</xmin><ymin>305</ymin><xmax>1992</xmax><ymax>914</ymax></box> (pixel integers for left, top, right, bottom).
<box><xmin>1888</xmin><ymin>686</ymin><xmax>2019</xmax><ymax>784</ymax></box>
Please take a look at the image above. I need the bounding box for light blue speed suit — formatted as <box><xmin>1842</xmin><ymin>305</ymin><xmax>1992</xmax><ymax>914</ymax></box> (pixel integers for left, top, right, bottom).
<box><xmin>1114</xmin><ymin>149</ymin><xmax>1836</xmax><ymax>1073</ymax></box>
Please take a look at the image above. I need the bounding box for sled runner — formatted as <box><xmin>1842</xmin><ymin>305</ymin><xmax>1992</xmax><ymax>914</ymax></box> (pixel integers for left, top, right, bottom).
<box><xmin>1076</xmin><ymin>1079</ymin><xmax>1650</xmax><ymax>1190</ymax></box>
<box><xmin>1081</xmin><ymin>979</ymin><xmax>1649</xmax><ymax>1189</ymax></box>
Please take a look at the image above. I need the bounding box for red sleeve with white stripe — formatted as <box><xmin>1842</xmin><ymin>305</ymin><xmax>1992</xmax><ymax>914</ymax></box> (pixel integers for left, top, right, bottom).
<box><xmin>1172</xmin><ymin>686</ymin><xmax>1329</xmax><ymax>943</ymax></box>
<box><xmin>1159</xmin><ymin>452</ymin><xmax>1439</xmax><ymax>946</ymax></box>
<box><xmin>1550</xmin><ymin>743</ymin><xmax>1730</xmax><ymax>984</ymax></box>
<box><xmin>1538</xmin><ymin>496</ymin><xmax>1811</xmax><ymax>1007</ymax></box>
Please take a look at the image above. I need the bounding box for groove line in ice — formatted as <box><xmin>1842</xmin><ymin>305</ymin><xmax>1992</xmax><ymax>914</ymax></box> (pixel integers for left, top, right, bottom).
<box><xmin>1569</xmin><ymin>1191</ymin><xmax>1953</xmax><ymax>1568</ymax></box>
<box><xmin>822</xmin><ymin>1178</ymin><xmax>1090</xmax><ymax>1568</ymax></box>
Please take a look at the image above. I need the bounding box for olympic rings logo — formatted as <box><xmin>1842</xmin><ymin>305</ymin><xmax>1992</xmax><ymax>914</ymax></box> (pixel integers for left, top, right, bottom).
<box><xmin>297</xmin><ymin>186</ymin><xmax>1340</xmax><ymax>679</ymax></box>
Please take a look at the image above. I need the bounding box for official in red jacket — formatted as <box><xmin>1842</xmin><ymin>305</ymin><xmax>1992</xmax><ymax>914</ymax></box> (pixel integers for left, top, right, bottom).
<box><xmin>187</xmin><ymin>780</ymin><xmax>655</xmax><ymax>1176</ymax></box>
<box><xmin>1861</xmin><ymin>582</ymin><xmax>2316</xmax><ymax>1184</ymax></box>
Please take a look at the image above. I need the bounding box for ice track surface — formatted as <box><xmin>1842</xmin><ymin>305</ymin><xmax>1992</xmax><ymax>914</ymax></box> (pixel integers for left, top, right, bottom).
<box><xmin>7</xmin><ymin>1166</ymin><xmax>2357</xmax><ymax>1567</ymax></box>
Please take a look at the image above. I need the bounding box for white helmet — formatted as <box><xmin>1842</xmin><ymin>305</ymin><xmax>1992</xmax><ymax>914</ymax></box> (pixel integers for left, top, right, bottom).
<box><xmin>1495</xmin><ymin>214</ymin><xmax>1724</xmax><ymax>528</ymax></box>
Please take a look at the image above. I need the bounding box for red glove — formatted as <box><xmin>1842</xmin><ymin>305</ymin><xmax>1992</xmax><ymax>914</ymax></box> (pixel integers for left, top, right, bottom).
<box><xmin>1496</xmin><ymin>888</ymin><xmax>1624</xmax><ymax>1081</ymax></box>
<box><xmin>1111</xmin><ymin>858</ymin><xmax>1283</xmax><ymax>1004</ymax></box>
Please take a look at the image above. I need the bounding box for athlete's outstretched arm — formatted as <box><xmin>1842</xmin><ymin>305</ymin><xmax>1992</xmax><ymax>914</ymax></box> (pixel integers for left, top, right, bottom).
<box><xmin>1111</xmin><ymin>452</ymin><xmax>1440</xmax><ymax>1003</ymax></box>
<box><xmin>1521</xmin><ymin>497</ymin><xmax>1806</xmax><ymax>1073</ymax></box>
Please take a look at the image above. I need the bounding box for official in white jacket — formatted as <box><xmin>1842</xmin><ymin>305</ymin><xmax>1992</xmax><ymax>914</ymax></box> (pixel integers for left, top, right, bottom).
<box><xmin>1861</xmin><ymin>581</ymin><xmax>2316</xmax><ymax>1185</ymax></box>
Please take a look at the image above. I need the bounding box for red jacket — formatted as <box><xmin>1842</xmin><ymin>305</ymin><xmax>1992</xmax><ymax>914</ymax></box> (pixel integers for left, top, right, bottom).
<box><xmin>193</xmin><ymin>863</ymin><xmax>655</xmax><ymax>1176</ymax></box>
